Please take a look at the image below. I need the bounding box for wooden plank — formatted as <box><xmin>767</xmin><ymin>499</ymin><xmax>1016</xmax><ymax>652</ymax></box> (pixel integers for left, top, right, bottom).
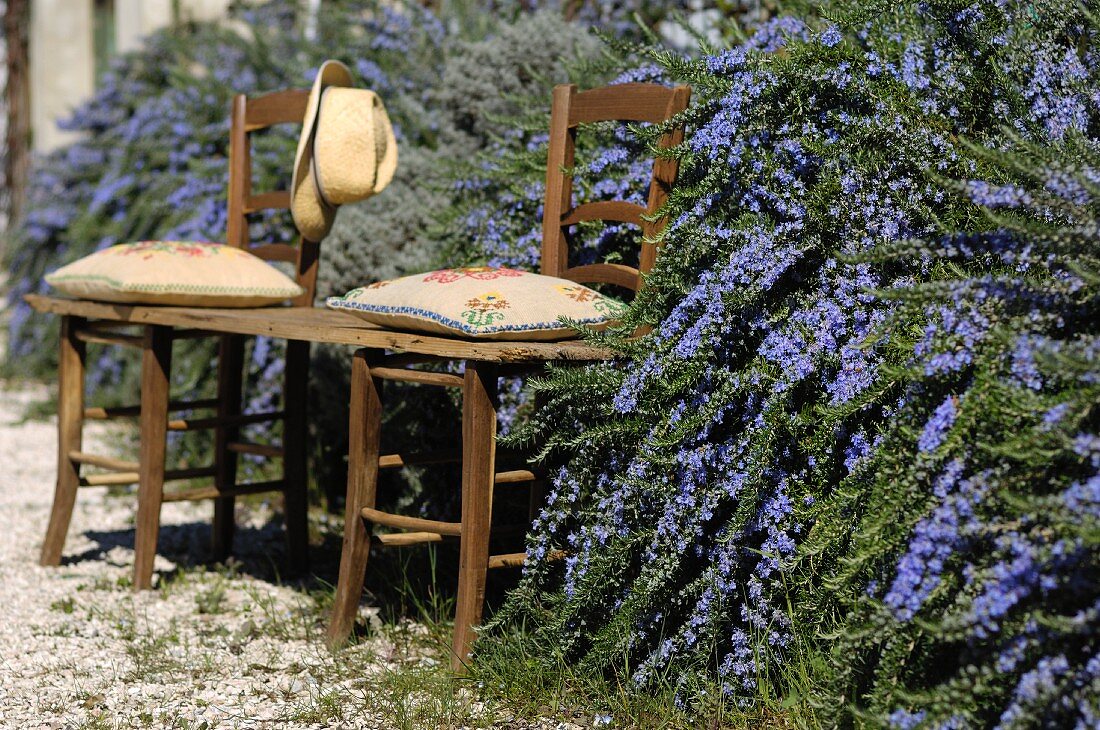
<box><xmin>370</xmin><ymin>367</ymin><xmax>464</xmax><ymax>388</ymax></box>
<box><xmin>328</xmin><ymin>349</ymin><xmax>385</xmax><ymax>647</ymax></box>
<box><xmin>80</xmin><ymin>471</ymin><xmax>139</xmax><ymax>486</ymax></box>
<box><xmin>569</xmin><ymin>83</ymin><xmax>682</xmax><ymax>125</ymax></box>
<box><xmin>495</xmin><ymin>469</ymin><xmax>536</xmax><ymax>484</ymax></box>
<box><xmin>244</xmin><ymin>191</ymin><xmax>291</xmax><ymax>213</ymax></box>
<box><xmin>560</xmin><ymin>263</ymin><xmax>640</xmax><ymax>291</ymax></box>
<box><xmin>73</xmin><ymin>329</ymin><xmax>143</xmax><ymax>348</ymax></box>
<box><xmin>212</xmin><ymin>334</ymin><xmax>245</xmax><ymax>562</ymax></box>
<box><xmin>167</xmin><ymin>410</ymin><xmax>284</xmax><ymax>431</ymax></box>
<box><xmin>488</xmin><ymin>549</ymin><xmax>565</xmax><ymax>570</ymax></box>
<box><xmin>40</xmin><ymin>316</ymin><xmax>86</xmax><ymax>566</ymax></box>
<box><xmin>133</xmin><ymin>325</ymin><xmax>172</xmax><ymax>590</ymax></box>
<box><xmin>83</xmin><ymin>398</ymin><xmax>220</xmax><ymax>420</ymax></box>
<box><xmin>541</xmin><ymin>84</ymin><xmax>577</xmax><ymax>279</ymax></box>
<box><xmin>560</xmin><ymin>200</ymin><xmax>644</xmax><ymax>226</ymax></box>
<box><xmin>226</xmin><ymin>441</ymin><xmax>282</xmax><ymax>458</ymax></box>
<box><xmin>248</xmin><ymin>242</ymin><xmax>298</xmax><ymax>262</ymax></box>
<box><xmin>452</xmin><ymin>361</ymin><xmax>499</xmax><ymax>671</ymax></box>
<box><xmin>243</xmin><ymin>88</ymin><xmax>309</xmax><ymax>130</ymax></box>
<box><xmin>68</xmin><ymin>450</ymin><xmax>138</xmax><ymax>472</ymax></box>
<box><xmin>361</xmin><ymin>508</ymin><xmax>462</xmax><ymax>536</ymax></box>
<box><xmin>24</xmin><ymin>295</ymin><xmax>613</xmax><ymax>363</ymax></box>
<box><xmin>79</xmin><ymin>465</ymin><xmax>217</xmax><ymax>487</ymax></box>
<box><xmin>282</xmin><ymin>339</ymin><xmax>311</xmax><ymax>575</ymax></box>
<box><xmin>226</xmin><ymin>94</ymin><xmax>250</xmax><ymax>248</ymax></box>
<box><xmin>162</xmin><ymin>479</ymin><xmax>285</xmax><ymax>503</ymax></box>
<box><xmin>378</xmin><ymin>449</ymin><xmax>461</xmax><ymax>469</ymax></box>
<box><xmin>373</xmin><ymin>532</ymin><xmax>445</xmax><ymax>547</ymax></box>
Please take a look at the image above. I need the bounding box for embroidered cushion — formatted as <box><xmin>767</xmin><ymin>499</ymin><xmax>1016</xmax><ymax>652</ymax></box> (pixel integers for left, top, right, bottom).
<box><xmin>326</xmin><ymin>266</ymin><xmax>625</xmax><ymax>341</ymax></box>
<box><xmin>45</xmin><ymin>241</ymin><xmax>304</xmax><ymax>307</ymax></box>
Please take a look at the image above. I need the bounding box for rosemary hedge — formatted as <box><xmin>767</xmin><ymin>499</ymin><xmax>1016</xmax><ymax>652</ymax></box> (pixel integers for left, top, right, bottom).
<box><xmin>4</xmin><ymin>0</ymin><xmax>1097</xmax><ymax>725</ymax></box>
<box><xmin>459</xmin><ymin>1</ymin><xmax>1099</xmax><ymax>725</ymax></box>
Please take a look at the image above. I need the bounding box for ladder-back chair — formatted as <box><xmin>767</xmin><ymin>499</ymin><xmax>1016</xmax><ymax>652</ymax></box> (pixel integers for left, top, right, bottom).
<box><xmin>39</xmin><ymin>88</ymin><xmax>317</xmax><ymax>589</ymax></box>
<box><xmin>325</xmin><ymin>82</ymin><xmax>691</xmax><ymax>669</ymax></box>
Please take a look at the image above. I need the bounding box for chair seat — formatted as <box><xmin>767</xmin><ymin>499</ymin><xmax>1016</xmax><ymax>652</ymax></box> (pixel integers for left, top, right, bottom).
<box><xmin>24</xmin><ymin>294</ymin><xmax>611</xmax><ymax>363</ymax></box>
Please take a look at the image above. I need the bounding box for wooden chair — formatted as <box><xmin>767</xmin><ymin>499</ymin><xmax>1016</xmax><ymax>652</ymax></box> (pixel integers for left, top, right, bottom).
<box><xmin>324</xmin><ymin>82</ymin><xmax>691</xmax><ymax>669</ymax></box>
<box><xmin>37</xmin><ymin>89</ymin><xmax>318</xmax><ymax>589</ymax></box>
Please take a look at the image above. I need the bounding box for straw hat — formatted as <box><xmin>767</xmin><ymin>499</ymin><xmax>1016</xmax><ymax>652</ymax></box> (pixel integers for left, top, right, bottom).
<box><xmin>291</xmin><ymin>60</ymin><xmax>398</xmax><ymax>241</ymax></box>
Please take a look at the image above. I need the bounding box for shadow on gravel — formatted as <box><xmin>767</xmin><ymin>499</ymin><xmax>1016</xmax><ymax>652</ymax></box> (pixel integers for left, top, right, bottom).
<box><xmin>64</xmin><ymin>506</ymin><xmax>525</xmax><ymax>634</ymax></box>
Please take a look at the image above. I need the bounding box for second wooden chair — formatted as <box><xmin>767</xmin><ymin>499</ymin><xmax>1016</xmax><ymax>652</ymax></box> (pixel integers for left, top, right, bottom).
<box><xmin>325</xmin><ymin>81</ymin><xmax>691</xmax><ymax>669</ymax></box>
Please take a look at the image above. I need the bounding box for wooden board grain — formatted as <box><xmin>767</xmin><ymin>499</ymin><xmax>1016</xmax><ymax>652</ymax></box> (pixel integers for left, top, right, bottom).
<box><xmin>24</xmin><ymin>295</ymin><xmax>612</xmax><ymax>363</ymax></box>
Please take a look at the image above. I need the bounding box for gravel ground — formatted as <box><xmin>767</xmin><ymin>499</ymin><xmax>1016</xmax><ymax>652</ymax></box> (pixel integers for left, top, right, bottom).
<box><xmin>0</xmin><ymin>378</ymin><xmax>598</xmax><ymax>730</ymax></box>
<box><xmin>0</xmin><ymin>377</ymin><xmax>506</xmax><ymax>730</ymax></box>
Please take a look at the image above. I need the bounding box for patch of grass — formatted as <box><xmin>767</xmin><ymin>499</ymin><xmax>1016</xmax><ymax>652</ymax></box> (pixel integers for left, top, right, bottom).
<box><xmin>194</xmin><ymin>575</ymin><xmax>229</xmax><ymax>615</ymax></box>
<box><xmin>466</xmin><ymin>626</ymin><xmax>812</xmax><ymax>730</ymax></box>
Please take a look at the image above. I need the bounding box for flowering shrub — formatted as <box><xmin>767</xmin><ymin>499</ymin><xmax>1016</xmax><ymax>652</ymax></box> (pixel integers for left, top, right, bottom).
<box><xmin>471</xmin><ymin>0</ymin><xmax>1099</xmax><ymax>724</ymax></box>
<box><xmin>2</xmin><ymin>0</ymin><xmax>607</xmax><ymax>494</ymax></box>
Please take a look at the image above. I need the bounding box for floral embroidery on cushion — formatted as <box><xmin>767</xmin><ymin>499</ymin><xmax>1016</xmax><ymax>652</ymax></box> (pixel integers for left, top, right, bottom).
<box><xmin>461</xmin><ymin>291</ymin><xmax>510</xmax><ymax>327</ymax></box>
<box><xmin>112</xmin><ymin>241</ymin><xmax>224</xmax><ymax>260</ymax></box>
<box><xmin>556</xmin><ymin>284</ymin><xmax>598</xmax><ymax>303</ymax></box>
<box><xmin>367</xmin><ymin>280</ymin><xmax>391</xmax><ymax>289</ymax></box>
<box><xmin>424</xmin><ymin>266</ymin><xmax>526</xmax><ymax>284</ymax></box>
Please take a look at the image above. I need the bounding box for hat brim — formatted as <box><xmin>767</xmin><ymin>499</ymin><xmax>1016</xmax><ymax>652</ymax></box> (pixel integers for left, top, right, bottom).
<box><xmin>291</xmin><ymin>60</ymin><xmax>353</xmax><ymax>242</ymax></box>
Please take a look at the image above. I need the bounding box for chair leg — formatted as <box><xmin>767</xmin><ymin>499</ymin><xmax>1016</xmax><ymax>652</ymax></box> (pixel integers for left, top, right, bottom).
<box><xmin>212</xmin><ymin>334</ymin><xmax>244</xmax><ymax>562</ymax></box>
<box><xmin>327</xmin><ymin>349</ymin><xmax>384</xmax><ymax>647</ymax></box>
<box><xmin>451</xmin><ymin>360</ymin><xmax>499</xmax><ymax>672</ymax></box>
<box><xmin>40</xmin><ymin>316</ymin><xmax>87</xmax><ymax>566</ymax></box>
<box><xmin>133</xmin><ymin>325</ymin><xmax>173</xmax><ymax>590</ymax></box>
<box><xmin>282</xmin><ymin>339</ymin><xmax>311</xmax><ymax>576</ymax></box>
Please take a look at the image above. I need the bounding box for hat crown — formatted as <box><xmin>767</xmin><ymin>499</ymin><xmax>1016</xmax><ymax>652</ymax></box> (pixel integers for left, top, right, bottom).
<box><xmin>313</xmin><ymin>87</ymin><xmax>397</xmax><ymax>206</ymax></box>
<box><xmin>290</xmin><ymin>59</ymin><xmax>397</xmax><ymax>241</ymax></box>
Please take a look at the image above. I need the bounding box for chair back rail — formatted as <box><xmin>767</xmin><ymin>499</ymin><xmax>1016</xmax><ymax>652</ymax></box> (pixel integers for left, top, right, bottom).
<box><xmin>226</xmin><ymin>89</ymin><xmax>316</xmax><ymax>307</ymax></box>
<box><xmin>540</xmin><ymin>82</ymin><xmax>691</xmax><ymax>292</ymax></box>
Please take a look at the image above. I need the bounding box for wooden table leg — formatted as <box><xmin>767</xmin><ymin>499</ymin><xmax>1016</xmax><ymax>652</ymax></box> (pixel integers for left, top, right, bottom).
<box><xmin>40</xmin><ymin>316</ymin><xmax>86</xmax><ymax>566</ymax></box>
<box><xmin>283</xmin><ymin>339</ymin><xmax>311</xmax><ymax>576</ymax></box>
<box><xmin>451</xmin><ymin>360</ymin><xmax>498</xmax><ymax>671</ymax></box>
<box><xmin>133</xmin><ymin>325</ymin><xmax>172</xmax><ymax>590</ymax></box>
<box><xmin>212</xmin><ymin>334</ymin><xmax>244</xmax><ymax>562</ymax></box>
<box><xmin>327</xmin><ymin>348</ymin><xmax>384</xmax><ymax>647</ymax></box>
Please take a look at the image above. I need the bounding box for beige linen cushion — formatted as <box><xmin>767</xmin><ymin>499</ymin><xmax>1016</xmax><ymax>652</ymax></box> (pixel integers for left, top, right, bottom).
<box><xmin>45</xmin><ymin>241</ymin><xmax>304</xmax><ymax>307</ymax></box>
<box><xmin>326</xmin><ymin>266</ymin><xmax>625</xmax><ymax>341</ymax></box>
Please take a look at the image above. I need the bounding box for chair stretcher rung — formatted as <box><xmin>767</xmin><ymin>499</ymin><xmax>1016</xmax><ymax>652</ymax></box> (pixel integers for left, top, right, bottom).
<box><xmin>69</xmin><ymin>450</ymin><xmax>138</xmax><ymax>472</ymax></box>
<box><xmin>378</xmin><ymin>450</ymin><xmax>461</xmax><ymax>469</ymax></box>
<box><xmin>84</xmin><ymin>398</ymin><xmax>220</xmax><ymax>420</ymax></box>
<box><xmin>74</xmin><ymin>329</ymin><xmax>143</xmax><ymax>348</ymax></box>
<box><xmin>495</xmin><ymin>469</ymin><xmax>536</xmax><ymax>484</ymax></box>
<box><xmin>162</xmin><ymin>479</ymin><xmax>285</xmax><ymax>502</ymax></box>
<box><xmin>488</xmin><ymin>549</ymin><xmax>565</xmax><ymax>570</ymax></box>
<box><xmin>361</xmin><ymin>508</ymin><xmax>462</xmax><ymax>536</ymax></box>
<box><xmin>79</xmin><ymin>465</ymin><xmax>216</xmax><ymax>487</ymax></box>
<box><xmin>227</xmin><ymin>441</ymin><xmax>282</xmax><ymax>458</ymax></box>
<box><xmin>373</xmin><ymin>532</ymin><xmax>445</xmax><ymax>547</ymax></box>
<box><xmin>370</xmin><ymin>367</ymin><xmax>464</xmax><ymax>388</ymax></box>
<box><xmin>168</xmin><ymin>410</ymin><xmax>284</xmax><ymax>431</ymax></box>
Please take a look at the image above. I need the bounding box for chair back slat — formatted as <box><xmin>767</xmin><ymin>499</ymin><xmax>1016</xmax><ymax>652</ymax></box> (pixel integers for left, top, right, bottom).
<box><xmin>226</xmin><ymin>88</ymin><xmax>317</xmax><ymax>306</ymax></box>
<box><xmin>243</xmin><ymin>191</ymin><xmax>292</xmax><ymax>214</ymax></box>
<box><xmin>559</xmin><ymin>200</ymin><xmax>645</xmax><ymax>227</ymax></box>
<box><xmin>247</xmin><ymin>243</ymin><xmax>299</xmax><ymax>263</ymax></box>
<box><xmin>540</xmin><ymin>82</ymin><xmax>691</xmax><ymax>293</ymax></box>
<box><xmin>244</xmin><ymin>89</ymin><xmax>311</xmax><ymax>131</ymax></box>
<box><xmin>568</xmin><ymin>83</ymin><xmax>684</xmax><ymax>125</ymax></box>
<box><xmin>558</xmin><ymin>263</ymin><xmax>642</xmax><ymax>291</ymax></box>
